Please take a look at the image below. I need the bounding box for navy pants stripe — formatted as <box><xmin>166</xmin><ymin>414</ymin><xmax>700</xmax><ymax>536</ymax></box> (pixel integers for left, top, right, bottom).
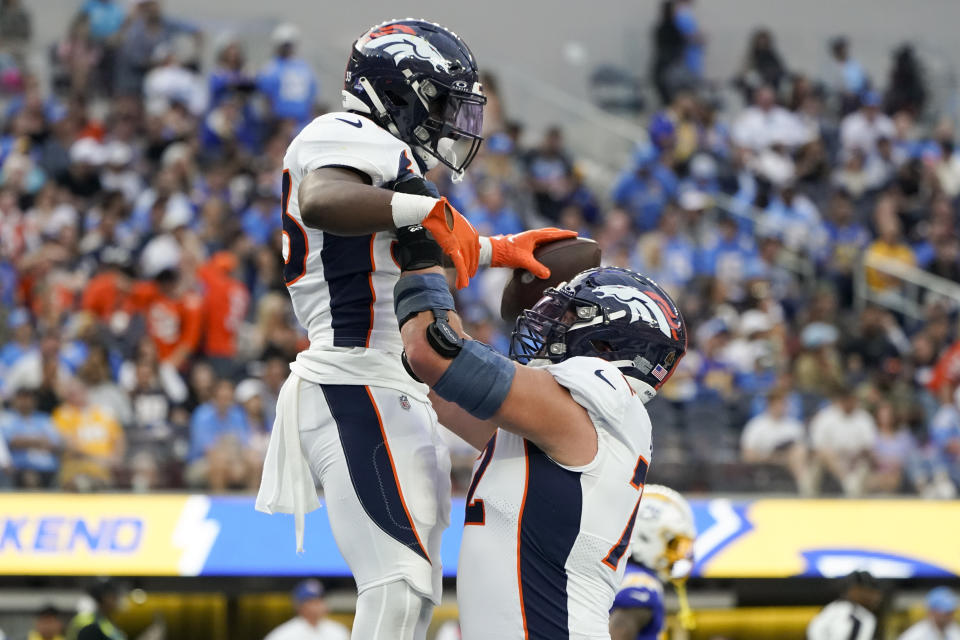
<box><xmin>321</xmin><ymin>384</ymin><xmax>430</xmax><ymax>562</ymax></box>
<box><xmin>518</xmin><ymin>441</ymin><xmax>583</xmax><ymax>639</ymax></box>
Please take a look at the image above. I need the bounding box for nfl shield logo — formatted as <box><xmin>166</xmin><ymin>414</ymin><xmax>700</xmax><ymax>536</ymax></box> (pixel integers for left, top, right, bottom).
<box><xmin>399</xmin><ymin>395</ymin><xmax>411</xmax><ymax>411</ymax></box>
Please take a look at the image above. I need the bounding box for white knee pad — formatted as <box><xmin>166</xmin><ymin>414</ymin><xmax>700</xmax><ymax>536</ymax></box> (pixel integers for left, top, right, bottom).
<box><xmin>353</xmin><ymin>579</ymin><xmax>434</xmax><ymax>640</ymax></box>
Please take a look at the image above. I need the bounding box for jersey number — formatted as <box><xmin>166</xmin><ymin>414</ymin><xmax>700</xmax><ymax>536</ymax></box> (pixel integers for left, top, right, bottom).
<box><xmin>281</xmin><ymin>169</ymin><xmax>309</xmax><ymax>285</ymax></box>
<box><xmin>464</xmin><ymin>435</ymin><xmax>497</xmax><ymax>526</ymax></box>
<box><xmin>602</xmin><ymin>453</ymin><xmax>649</xmax><ymax>570</ymax></box>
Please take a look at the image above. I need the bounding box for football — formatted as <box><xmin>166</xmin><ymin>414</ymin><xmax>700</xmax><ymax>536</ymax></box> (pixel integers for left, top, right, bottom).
<box><xmin>500</xmin><ymin>237</ymin><xmax>602</xmax><ymax>321</ymax></box>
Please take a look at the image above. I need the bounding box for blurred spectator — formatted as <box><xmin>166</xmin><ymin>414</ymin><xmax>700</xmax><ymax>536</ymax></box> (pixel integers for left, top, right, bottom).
<box><xmin>864</xmin><ymin>199</ymin><xmax>916</xmax><ymax>293</ymax></box>
<box><xmin>264</xmin><ymin>579</ymin><xmax>349</xmax><ymax>640</ymax></box>
<box><xmin>53</xmin><ymin>379</ymin><xmax>124</xmax><ymax>490</ymax></box>
<box><xmin>0</xmin><ymin>308</ymin><xmax>34</xmax><ymax>382</ymax></box>
<box><xmin>60</xmin><ymin>138</ymin><xmax>105</xmax><ymax>204</ymax></box>
<box><xmin>128</xmin><ymin>267</ymin><xmax>203</xmax><ymax>370</ymax></box>
<box><xmin>197</xmin><ymin>251</ymin><xmax>250</xmax><ymax>377</ymax></box>
<box><xmin>885</xmin><ymin>44</ymin><xmax>927</xmax><ymax>117</ymax></box>
<box><xmin>28</xmin><ymin>605</ymin><xmax>64</xmax><ymax>640</ymax></box>
<box><xmin>843</xmin><ymin>306</ymin><xmax>903</xmax><ymax>377</ymax></box>
<box><xmin>257</xmin><ymin>24</ymin><xmax>317</xmax><ymax>130</ymax></box>
<box><xmin>826</xmin><ymin>37</ymin><xmax>868</xmax><ymax>112</ymax></box>
<box><xmin>114</xmin><ymin>0</ymin><xmax>199</xmax><ymax>96</ymax></box>
<box><xmin>650</xmin><ymin>1</ymin><xmax>685</xmax><ymax>104</ymax></box>
<box><xmin>840</xmin><ymin>91</ymin><xmax>896</xmax><ymax>157</ymax></box>
<box><xmin>740</xmin><ymin>389</ymin><xmax>811</xmax><ymax>494</ymax></box>
<box><xmin>864</xmin><ymin>401</ymin><xmax>914</xmax><ymax>494</ymax></box>
<box><xmin>241</xmin><ymin>183</ymin><xmax>281</xmax><ymax>246</ymax></box>
<box><xmin>794</xmin><ymin>322</ymin><xmax>844</xmax><ymax>397</ymax></box>
<box><xmin>932</xmin><ymin>136</ymin><xmax>960</xmax><ymax>199</ymax></box>
<box><xmin>79</xmin><ymin>247</ymin><xmax>135</xmax><ymax>325</ymax></box>
<box><xmin>52</xmin><ymin>14</ymin><xmax>101</xmax><ymax>95</ymax></box>
<box><xmin>807</xmin><ymin>571</ymin><xmax>882</xmax><ymax>640</ymax></box>
<box><xmin>921</xmin><ymin>388</ymin><xmax>960</xmax><ymax>497</ymax></box>
<box><xmin>143</xmin><ymin>40</ymin><xmax>208</xmax><ymax>117</ymax></box>
<box><xmin>208</xmin><ymin>34</ymin><xmax>256</xmax><ymax>107</ymax></box>
<box><xmin>612</xmin><ymin>145</ymin><xmax>677</xmax><ymax>232</ymax></box>
<box><xmin>735</xmin><ymin>28</ymin><xmax>787</xmax><ymax>99</ymax></box>
<box><xmin>760</xmin><ymin>182</ymin><xmax>822</xmax><ymax>255</ymax></box>
<box><xmin>631</xmin><ymin>202</ymin><xmax>696</xmax><ymax>293</ymax></box>
<box><xmin>898</xmin><ymin>587</ymin><xmax>960</xmax><ymax>640</ymax></box>
<box><xmin>78</xmin><ymin>344</ymin><xmax>132</xmax><ymax>426</ymax></box>
<box><xmin>0</xmin><ymin>0</ymin><xmax>31</xmax><ymax>68</ymax></box>
<box><xmin>0</xmin><ymin>387</ymin><xmax>61</xmax><ymax>488</ymax></box>
<box><xmin>236</xmin><ymin>378</ymin><xmax>269</xmax><ymax>452</ymax></box>
<box><xmin>673</xmin><ymin>0</ymin><xmax>705</xmax><ymax>82</ymax></box>
<box><xmin>469</xmin><ymin>180</ymin><xmax>524</xmax><ymax>237</ymax></box>
<box><xmin>79</xmin><ymin>0</ymin><xmax>126</xmax><ymax>42</ymax></box>
<box><xmin>524</xmin><ymin>126</ymin><xmax>575</xmax><ymax>222</ymax></box>
<box><xmin>731</xmin><ymin>85</ymin><xmax>811</xmax><ymax>152</ymax></box>
<box><xmin>696</xmin><ymin>212</ymin><xmax>756</xmax><ymax>301</ymax></box>
<box><xmin>66</xmin><ymin>580</ymin><xmax>124</xmax><ymax>640</ymax></box>
<box><xmin>4</xmin><ymin>332</ymin><xmax>73</xmax><ymax>412</ymax></box>
<box><xmin>809</xmin><ymin>385</ymin><xmax>878</xmax><ymax>496</ymax></box>
<box><xmin>186</xmin><ymin>378</ymin><xmax>253</xmax><ymax>491</ymax></box>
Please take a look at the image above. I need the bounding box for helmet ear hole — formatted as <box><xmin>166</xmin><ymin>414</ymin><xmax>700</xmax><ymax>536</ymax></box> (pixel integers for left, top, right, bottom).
<box><xmin>384</xmin><ymin>90</ymin><xmax>409</xmax><ymax>108</ymax></box>
<box><xmin>589</xmin><ymin>339</ymin><xmax>614</xmax><ymax>353</ymax></box>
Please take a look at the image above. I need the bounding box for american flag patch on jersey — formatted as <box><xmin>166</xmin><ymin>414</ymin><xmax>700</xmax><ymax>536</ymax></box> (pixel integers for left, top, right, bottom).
<box><xmin>651</xmin><ymin>364</ymin><xmax>668</xmax><ymax>381</ymax></box>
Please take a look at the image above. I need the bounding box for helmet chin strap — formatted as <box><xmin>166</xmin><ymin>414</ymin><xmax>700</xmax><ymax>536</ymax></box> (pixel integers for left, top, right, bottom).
<box><xmin>352</xmin><ymin>79</ymin><xmax>402</xmax><ymax>138</ymax></box>
<box><xmin>607</xmin><ymin>359</ymin><xmax>658</xmax><ymax>403</ymax></box>
<box><xmin>628</xmin><ymin>377</ymin><xmax>657</xmax><ymax>404</ymax></box>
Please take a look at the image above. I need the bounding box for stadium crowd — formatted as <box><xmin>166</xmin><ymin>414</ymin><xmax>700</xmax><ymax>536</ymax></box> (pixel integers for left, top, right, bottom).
<box><xmin>0</xmin><ymin>0</ymin><xmax>959</xmax><ymax>499</ymax></box>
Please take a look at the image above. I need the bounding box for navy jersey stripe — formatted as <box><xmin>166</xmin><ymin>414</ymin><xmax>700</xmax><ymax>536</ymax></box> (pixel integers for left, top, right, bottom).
<box><xmin>464</xmin><ymin>434</ymin><xmax>497</xmax><ymax>526</ymax></box>
<box><xmin>320</xmin><ymin>234</ymin><xmax>374</xmax><ymax>347</ymax></box>
<box><xmin>846</xmin><ymin>614</ymin><xmax>862</xmax><ymax>640</ymax></box>
<box><xmin>630</xmin><ymin>454</ymin><xmax>649</xmax><ymax>489</ymax></box>
<box><xmin>320</xmin><ymin>384</ymin><xmax>429</xmax><ymax>562</ymax></box>
<box><xmin>518</xmin><ymin>441</ymin><xmax>583</xmax><ymax>639</ymax></box>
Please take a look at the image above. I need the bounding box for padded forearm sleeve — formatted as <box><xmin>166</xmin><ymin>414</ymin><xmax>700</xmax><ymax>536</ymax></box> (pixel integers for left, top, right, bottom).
<box><xmin>432</xmin><ymin>340</ymin><xmax>516</xmax><ymax>420</ymax></box>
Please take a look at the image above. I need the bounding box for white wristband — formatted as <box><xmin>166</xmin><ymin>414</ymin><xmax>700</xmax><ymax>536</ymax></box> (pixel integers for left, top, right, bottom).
<box><xmin>391</xmin><ymin>192</ymin><xmax>438</xmax><ymax>228</ymax></box>
<box><xmin>478</xmin><ymin>236</ymin><xmax>492</xmax><ymax>267</ymax></box>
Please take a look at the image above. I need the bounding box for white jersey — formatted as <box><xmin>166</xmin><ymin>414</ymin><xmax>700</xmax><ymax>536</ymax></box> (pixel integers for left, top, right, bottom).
<box><xmin>457</xmin><ymin>357</ymin><xmax>653</xmax><ymax>640</ymax></box>
<box><xmin>807</xmin><ymin>600</ymin><xmax>877</xmax><ymax>640</ymax></box>
<box><xmin>263</xmin><ymin>616</ymin><xmax>350</xmax><ymax>640</ymax></box>
<box><xmin>281</xmin><ymin>112</ymin><xmax>429</xmax><ymax>399</ymax></box>
<box><xmin>898</xmin><ymin>619</ymin><xmax>960</xmax><ymax>640</ymax></box>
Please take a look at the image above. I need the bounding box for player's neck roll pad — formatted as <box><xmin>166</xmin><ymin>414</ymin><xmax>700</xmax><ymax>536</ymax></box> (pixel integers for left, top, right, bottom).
<box><xmin>432</xmin><ymin>340</ymin><xmax>515</xmax><ymax>420</ymax></box>
<box><xmin>394</xmin><ymin>273</ymin><xmax>455</xmax><ymax>328</ymax></box>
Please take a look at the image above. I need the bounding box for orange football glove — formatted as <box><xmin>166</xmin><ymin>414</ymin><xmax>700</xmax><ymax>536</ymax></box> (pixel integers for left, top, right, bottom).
<box><xmin>488</xmin><ymin>228</ymin><xmax>578</xmax><ymax>278</ymax></box>
<box><xmin>420</xmin><ymin>197</ymin><xmax>480</xmax><ymax>289</ymax></box>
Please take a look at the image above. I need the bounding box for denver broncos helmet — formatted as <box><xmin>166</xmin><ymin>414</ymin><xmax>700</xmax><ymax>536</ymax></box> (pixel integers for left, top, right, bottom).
<box><xmin>510</xmin><ymin>267</ymin><xmax>687</xmax><ymax>403</ymax></box>
<box><xmin>343</xmin><ymin>19</ymin><xmax>486</xmax><ymax>174</ymax></box>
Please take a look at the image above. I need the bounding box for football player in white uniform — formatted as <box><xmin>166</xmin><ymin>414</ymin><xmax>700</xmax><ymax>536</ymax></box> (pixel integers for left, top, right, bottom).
<box><xmin>390</xmin><ymin>231</ymin><xmax>688</xmax><ymax>640</ymax></box>
<box><xmin>609</xmin><ymin>485</ymin><xmax>697</xmax><ymax>640</ymax></box>
<box><xmin>255</xmin><ymin>18</ymin><xmax>573</xmax><ymax>640</ymax></box>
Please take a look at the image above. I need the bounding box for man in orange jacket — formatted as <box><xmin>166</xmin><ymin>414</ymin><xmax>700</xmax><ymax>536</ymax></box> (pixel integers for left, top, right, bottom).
<box><xmin>197</xmin><ymin>251</ymin><xmax>250</xmax><ymax>378</ymax></box>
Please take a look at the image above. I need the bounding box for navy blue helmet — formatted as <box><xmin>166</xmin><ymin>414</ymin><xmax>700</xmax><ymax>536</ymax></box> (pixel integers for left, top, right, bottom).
<box><xmin>343</xmin><ymin>19</ymin><xmax>486</xmax><ymax>174</ymax></box>
<box><xmin>510</xmin><ymin>267</ymin><xmax>687</xmax><ymax>402</ymax></box>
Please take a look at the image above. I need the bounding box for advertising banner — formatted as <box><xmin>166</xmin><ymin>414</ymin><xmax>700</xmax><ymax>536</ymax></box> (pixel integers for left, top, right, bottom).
<box><xmin>2</xmin><ymin>495</ymin><xmax>957</xmax><ymax>578</ymax></box>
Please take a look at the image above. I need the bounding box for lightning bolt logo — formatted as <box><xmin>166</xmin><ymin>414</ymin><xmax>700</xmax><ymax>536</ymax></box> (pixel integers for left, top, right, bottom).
<box><xmin>172</xmin><ymin>496</ymin><xmax>220</xmax><ymax>576</ymax></box>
